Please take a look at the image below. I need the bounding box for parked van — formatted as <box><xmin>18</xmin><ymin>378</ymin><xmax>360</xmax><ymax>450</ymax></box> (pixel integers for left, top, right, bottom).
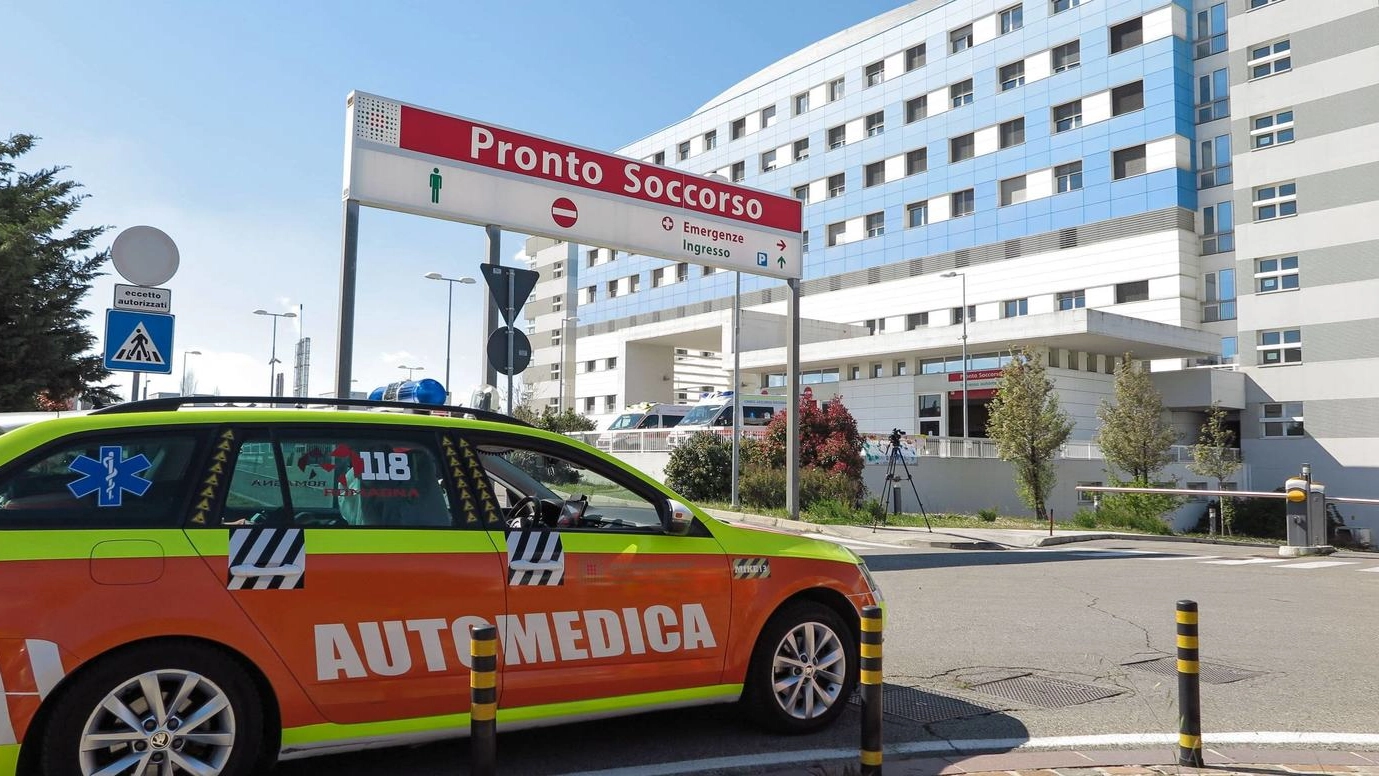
<box><xmin>597</xmin><ymin>402</ymin><xmax>693</xmax><ymax>450</ymax></box>
<box><xmin>666</xmin><ymin>391</ymin><xmax>787</xmax><ymax>447</ymax></box>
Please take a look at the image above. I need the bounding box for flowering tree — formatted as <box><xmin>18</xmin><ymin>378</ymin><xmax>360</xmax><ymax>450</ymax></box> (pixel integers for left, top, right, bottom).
<box><xmin>757</xmin><ymin>396</ymin><xmax>864</xmax><ymax>479</ymax></box>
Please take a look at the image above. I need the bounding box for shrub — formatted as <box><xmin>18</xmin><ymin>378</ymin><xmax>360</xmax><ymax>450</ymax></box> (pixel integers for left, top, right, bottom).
<box><xmin>760</xmin><ymin>397</ymin><xmax>864</xmax><ymax>479</ymax></box>
<box><xmin>801</xmin><ymin>466</ymin><xmax>862</xmax><ymax>507</ymax></box>
<box><xmin>805</xmin><ymin>499</ymin><xmax>857</xmax><ymax>524</ymax></box>
<box><xmin>1096</xmin><ymin>476</ymin><xmax>1179</xmax><ymax>535</ymax></box>
<box><xmin>861</xmin><ymin>497</ymin><xmax>887</xmax><ymax>523</ymax></box>
<box><xmin>738</xmin><ymin>466</ymin><xmax>786</xmax><ymax>510</ymax></box>
<box><xmin>664</xmin><ymin>432</ymin><xmax>732</xmax><ymax>502</ymax></box>
<box><xmin>1072</xmin><ymin>509</ymin><xmax>1098</xmax><ymax>529</ymax></box>
<box><xmin>1228</xmin><ymin>492</ymin><xmax>1286</xmax><ymax>539</ymax></box>
<box><xmin>977</xmin><ymin>508</ymin><xmax>999</xmax><ymax>522</ymax></box>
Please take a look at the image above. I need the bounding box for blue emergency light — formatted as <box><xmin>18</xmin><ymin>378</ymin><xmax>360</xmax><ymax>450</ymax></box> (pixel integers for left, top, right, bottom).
<box><xmin>369</xmin><ymin>379</ymin><xmax>448</xmax><ymax>405</ymax></box>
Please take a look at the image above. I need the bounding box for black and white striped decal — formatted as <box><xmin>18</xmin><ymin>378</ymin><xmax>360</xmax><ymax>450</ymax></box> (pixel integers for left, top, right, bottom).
<box><xmin>732</xmin><ymin>557</ymin><xmax>771</xmax><ymax>580</ymax></box>
<box><xmin>227</xmin><ymin>527</ymin><xmax>306</xmax><ymax>590</ymax></box>
<box><xmin>505</xmin><ymin>529</ymin><xmax>564</xmax><ymax>586</ymax></box>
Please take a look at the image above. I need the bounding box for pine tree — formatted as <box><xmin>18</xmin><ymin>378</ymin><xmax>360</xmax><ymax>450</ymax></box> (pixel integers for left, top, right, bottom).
<box><xmin>1189</xmin><ymin>401</ymin><xmax>1240</xmax><ymax>534</ymax></box>
<box><xmin>1097</xmin><ymin>353</ymin><xmax>1177</xmax><ymax>482</ymax></box>
<box><xmin>0</xmin><ymin>134</ymin><xmax>117</xmax><ymax>409</ymax></box>
<box><xmin>987</xmin><ymin>348</ymin><xmax>1073</xmax><ymax>521</ymax></box>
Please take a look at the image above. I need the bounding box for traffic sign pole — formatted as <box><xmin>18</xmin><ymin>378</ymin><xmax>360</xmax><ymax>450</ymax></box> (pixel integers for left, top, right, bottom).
<box><xmin>507</xmin><ymin>272</ymin><xmax>515</xmax><ymax>414</ymax></box>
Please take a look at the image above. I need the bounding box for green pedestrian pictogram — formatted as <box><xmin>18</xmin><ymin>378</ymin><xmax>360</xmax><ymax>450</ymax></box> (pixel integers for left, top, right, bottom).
<box><xmin>429</xmin><ymin>167</ymin><xmax>443</xmax><ymax>203</ymax></box>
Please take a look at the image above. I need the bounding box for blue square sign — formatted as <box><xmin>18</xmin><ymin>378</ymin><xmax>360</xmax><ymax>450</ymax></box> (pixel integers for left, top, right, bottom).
<box><xmin>756</xmin><ymin>252</ymin><xmax>768</xmax><ymax>267</ymax></box>
<box><xmin>105</xmin><ymin>309</ymin><xmax>175</xmax><ymax>374</ymax></box>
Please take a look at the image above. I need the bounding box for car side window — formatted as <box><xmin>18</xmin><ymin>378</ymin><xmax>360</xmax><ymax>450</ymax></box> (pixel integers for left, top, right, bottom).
<box><xmin>0</xmin><ymin>431</ymin><xmax>202</xmax><ymax>529</ymax></box>
<box><xmin>466</xmin><ymin>434</ymin><xmax>667</xmax><ymax>532</ymax></box>
<box><xmin>215</xmin><ymin>428</ymin><xmax>459</xmax><ymax>528</ymax></box>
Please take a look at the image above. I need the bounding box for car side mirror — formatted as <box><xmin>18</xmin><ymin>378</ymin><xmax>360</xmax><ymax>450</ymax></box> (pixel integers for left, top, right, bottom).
<box><xmin>665</xmin><ymin>499</ymin><xmax>694</xmax><ymax>536</ymax></box>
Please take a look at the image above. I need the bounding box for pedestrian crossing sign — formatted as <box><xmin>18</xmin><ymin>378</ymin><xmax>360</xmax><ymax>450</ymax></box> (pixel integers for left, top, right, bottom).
<box><xmin>104</xmin><ymin>309</ymin><xmax>175</xmax><ymax>374</ymax></box>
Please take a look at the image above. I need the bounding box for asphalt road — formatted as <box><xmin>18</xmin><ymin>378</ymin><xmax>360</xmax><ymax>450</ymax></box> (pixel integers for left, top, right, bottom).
<box><xmin>274</xmin><ymin>538</ymin><xmax>1379</xmax><ymax>775</ymax></box>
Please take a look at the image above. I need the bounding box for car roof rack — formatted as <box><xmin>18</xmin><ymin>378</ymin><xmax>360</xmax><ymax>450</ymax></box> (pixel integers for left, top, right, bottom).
<box><xmin>89</xmin><ymin>395</ymin><xmax>533</xmax><ymax>428</ymax></box>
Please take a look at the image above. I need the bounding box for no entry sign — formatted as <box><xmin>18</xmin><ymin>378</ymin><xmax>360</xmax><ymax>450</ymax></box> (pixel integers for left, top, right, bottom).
<box><xmin>343</xmin><ymin>91</ymin><xmax>803</xmax><ymax>279</ymax></box>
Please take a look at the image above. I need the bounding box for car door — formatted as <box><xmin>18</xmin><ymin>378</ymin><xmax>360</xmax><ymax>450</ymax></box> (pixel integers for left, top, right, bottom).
<box><xmin>458</xmin><ymin>430</ymin><xmax>732</xmax><ymax>713</ymax></box>
<box><xmin>183</xmin><ymin>423</ymin><xmax>505</xmax><ymax>725</ymax></box>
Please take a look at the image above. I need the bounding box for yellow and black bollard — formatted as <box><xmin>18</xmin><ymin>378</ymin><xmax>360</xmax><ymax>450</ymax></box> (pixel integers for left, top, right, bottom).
<box><xmin>470</xmin><ymin>622</ymin><xmax>498</xmax><ymax>776</ymax></box>
<box><xmin>1176</xmin><ymin>600</ymin><xmax>1205</xmax><ymax>767</ymax></box>
<box><xmin>860</xmin><ymin>604</ymin><xmax>884</xmax><ymax>775</ymax></box>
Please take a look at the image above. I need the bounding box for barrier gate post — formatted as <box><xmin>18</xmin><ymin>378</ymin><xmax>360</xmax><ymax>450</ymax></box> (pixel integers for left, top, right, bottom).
<box><xmin>470</xmin><ymin>622</ymin><xmax>498</xmax><ymax>776</ymax></box>
<box><xmin>860</xmin><ymin>605</ymin><xmax>884</xmax><ymax>775</ymax></box>
<box><xmin>1176</xmin><ymin>600</ymin><xmax>1205</xmax><ymax>767</ymax></box>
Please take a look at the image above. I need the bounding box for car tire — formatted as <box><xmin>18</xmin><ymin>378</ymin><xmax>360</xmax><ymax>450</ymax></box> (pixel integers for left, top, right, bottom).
<box><xmin>39</xmin><ymin>641</ymin><xmax>270</xmax><ymax>776</ymax></box>
<box><xmin>740</xmin><ymin>600</ymin><xmax>858</xmax><ymax>734</ymax></box>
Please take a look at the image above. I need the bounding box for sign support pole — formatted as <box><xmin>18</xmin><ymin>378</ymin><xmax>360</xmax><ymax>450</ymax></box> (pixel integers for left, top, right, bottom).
<box><xmin>731</xmin><ymin>272</ymin><xmax>742</xmax><ymax>509</ymax></box>
<box><xmin>484</xmin><ymin>225</ymin><xmax>501</xmax><ymax>392</ymax></box>
<box><xmin>131</xmin><ymin>373</ymin><xmax>141</xmax><ymax>404</ymax></box>
<box><xmin>786</xmin><ymin>278</ymin><xmax>801</xmax><ymax>520</ymax></box>
<box><xmin>507</xmin><ymin>269</ymin><xmax>516</xmax><ymax>415</ymax></box>
<box><xmin>334</xmin><ymin>199</ymin><xmax>361</xmax><ymax>400</ymax></box>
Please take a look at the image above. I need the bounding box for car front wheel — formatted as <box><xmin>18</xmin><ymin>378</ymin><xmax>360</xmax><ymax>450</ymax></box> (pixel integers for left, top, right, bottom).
<box><xmin>741</xmin><ymin>600</ymin><xmax>858</xmax><ymax>733</ymax></box>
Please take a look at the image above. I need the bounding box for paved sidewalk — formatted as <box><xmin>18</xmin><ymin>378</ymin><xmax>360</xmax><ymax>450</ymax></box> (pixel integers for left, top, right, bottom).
<box><xmin>758</xmin><ymin>747</ymin><xmax>1379</xmax><ymax>775</ymax></box>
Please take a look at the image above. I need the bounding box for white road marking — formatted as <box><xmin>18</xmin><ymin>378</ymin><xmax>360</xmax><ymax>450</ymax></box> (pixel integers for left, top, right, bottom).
<box><xmin>1360</xmin><ymin>566</ymin><xmax>1379</xmax><ymax>572</ymax></box>
<box><xmin>1139</xmin><ymin>554</ymin><xmax>1220</xmax><ymax>561</ymax></box>
<box><xmin>799</xmin><ymin>533</ymin><xmax>902</xmax><ymax>550</ymax></box>
<box><xmin>1278</xmin><ymin>560</ymin><xmax>1358</xmax><ymax>569</ymax></box>
<box><xmin>1202</xmin><ymin>558</ymin><xmax>1287</xmax><ymax>565</ymax></box>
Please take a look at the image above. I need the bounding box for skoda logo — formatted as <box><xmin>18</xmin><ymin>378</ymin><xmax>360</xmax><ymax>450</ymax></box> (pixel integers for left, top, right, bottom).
<box><xmin>149</xmin><ymin>731</ymin><xmax>172</xmax><ymax>749</ymax></box>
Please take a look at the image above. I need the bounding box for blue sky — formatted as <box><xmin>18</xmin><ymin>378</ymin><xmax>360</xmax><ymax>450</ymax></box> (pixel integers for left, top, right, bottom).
<box><xmin>4</xmin><ymin>0</ymin><xmax>899</xmax><ymax>402</ymax></box>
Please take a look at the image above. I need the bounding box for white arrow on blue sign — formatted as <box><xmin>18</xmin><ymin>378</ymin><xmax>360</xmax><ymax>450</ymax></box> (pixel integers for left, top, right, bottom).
<box><xmin>104</xmin><ymin>309</ymin><xmax>175</xmax><ymax>374</ymax></box>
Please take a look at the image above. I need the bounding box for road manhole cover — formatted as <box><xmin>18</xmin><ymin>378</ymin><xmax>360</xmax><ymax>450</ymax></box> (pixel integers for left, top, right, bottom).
<box><xmin>967</xmin><ymin>673</ymin><xmax>1122</xmax><ymax>708</ymax></box>
<box><xmin>1122</xmin><ymin>656</ymin><xmax>1264</xmax><ymax>684</ymax></box>
<box><xmin>848</xmin><ymin>683</ymin><xmax>1000</xmax><ymax>724</ymax></box>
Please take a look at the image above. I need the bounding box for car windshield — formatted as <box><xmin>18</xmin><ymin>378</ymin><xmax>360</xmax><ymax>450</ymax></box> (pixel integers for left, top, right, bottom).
<box><xmin>608</xmin><ymin>413</ymin><xmax>645</xmax><ymax>430</ymax></box>
<box><xmin>679</xmin><ymin>403</ymin><xmax>726</xmax><ymax>426</ymax></box>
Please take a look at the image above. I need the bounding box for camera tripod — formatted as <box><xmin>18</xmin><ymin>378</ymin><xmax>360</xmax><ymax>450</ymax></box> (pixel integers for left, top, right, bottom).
<box><xmin>880</xmin><ymin>430</ymin><xmax>932</xmax><ymax>532</ymax></box>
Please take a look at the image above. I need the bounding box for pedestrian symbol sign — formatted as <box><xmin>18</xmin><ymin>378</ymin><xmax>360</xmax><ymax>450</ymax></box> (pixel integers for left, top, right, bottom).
<box><xmin>105</xmin><ymin>309</ymin><xmax>175</xmax><ymax>374</ymax></box>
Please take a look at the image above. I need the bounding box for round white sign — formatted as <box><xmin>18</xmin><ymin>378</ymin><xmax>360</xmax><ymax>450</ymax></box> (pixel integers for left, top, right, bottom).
<box><xmin>110</xmin><ymin>226</ymin><xmax>180</xmax><ymax>286</ymax></box>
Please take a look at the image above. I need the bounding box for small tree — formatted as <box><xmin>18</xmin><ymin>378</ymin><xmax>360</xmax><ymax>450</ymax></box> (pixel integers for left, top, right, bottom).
<box><xmin>1097</xmin><ymin>353</ymin><xmax>1176</xmax><ymax>482</ymax></box>
<box><xmin>664</xmin><ymin>432</ymin><xmax>733</xmax><ymax>502</ymax></box>
<box><xmin>987</xmin><ymin>348</ymin><xmax>1073</xmax><ymax>521</ymax></box>
<box><xmin>512</xmin><ymin>406</ymin><xmax>597</xmax><ymax>434</ymax></box>
<box><xmin>759</xmin><ymin>397</ymin><xmax>864</xmax><ymax>479</ymax></box>
<box><xmin>1189</xmin><ymin>402</ymin><xmax>1240</xmax><ymax>534</ymax></box>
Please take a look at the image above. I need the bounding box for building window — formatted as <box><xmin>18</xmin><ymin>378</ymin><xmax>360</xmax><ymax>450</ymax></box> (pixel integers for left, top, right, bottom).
<box><xmin>864</xmin><ymin>161</ymin><xmax>885</xmax><ymax>187</ymax></box>
<box><xmin>906</xmin><ymin>201</ymin><xmax>929</xmax><ymax>228</ymax></box>
<box><xmin>801</xmin><ymin>230</ymin><xmax>809</xmax><ymax>252</ymax></box>
<box><xmin>1259</xmin><ymin>329</ymin><xmax>1302</xmax><ymax>365</ymax></box>
<box><xmin>587</xmin><ymin>248</ymin><xmax>600</xmax><ymax>267</ymax></box>
<box><xmin>761</xmin><ymin>105</ymin><xmax>776</xmax><ymax>128</ymax></box>
<box><xmin>604</xmin><ymin>395</ymin><xmax>617</xmax><ymax>413</ymax></box>
<box><xmin>1197</xmin><ymin>68</ymin><xmax>1229</xmax><ymax>123</ymax></box>
<box><xmin>552</xmin><ymin>263</ymin><xmax>564</xmax><ymax>280</ymax></box>
<box><xmin>1109</xmin><ymin>17</ymin><xmax>1144</xmax><ymax>54</ymax></box>
<box><xmin>1250</xmin><ymin>0</ymin><xmax>1284</xmax><ymax>8</ymax></box>
<box><xmin>1222</xmin><ymin>336</ymin><xmax>1237</xmax><ymax>364</ymax></box>
<box><xmin>905</xmin><ymin>96</ymin><xmax>927</xmax><ymax>123</ymax></box>
<box><xmin>908</xmin><ymin>312</ymin><xmax>929</xmax><ymax>329</ymax></box>
<box><xmin>652</xmin><ymin>268</ymin><xmax>667</xmax><ymax>288</ymax></box>
<box><xmin>607</xmin><ymin>357</ymin><xmax>618</xmax><ymax>370</ymax></box>
<box><xmin>951</xmin><ymin>189</ymin><xmax>975</xmax><ymax>218</ymax></box>
<box><xmin>676</xmin><ymin>262</ymin><xmax>689</xmax><ymax>282</ymax></box>
<box><xmin>550</xmin><ymin>364</ymin><xmax>560</xmax><ymax>380</ymax></box>
<box><xmin>821</xmin><ymin>175</ymin><xmax>843</xmax><ymax>199</ymax></box>
<box><xmin>1249</xmin><ymin>39</ymin><xmax>1291</xmax><ymax>79</ymax></box>
<box><xmin>999</xmin><ymin>117</ymin><xmax>1025</xmax><ymax>149</ymax></box>
<box><xmin>950</xmin><ymin>133</ymin><xmax>975</xmax><ymax>162</ymax></box>
<box><xmin>906</xmin><ymin>148</ymin><xmax>927</xmax><ymax>175</ymax></box>
<box><xmin>1203</xmin><ymin>269</ymin><xmax>1236</xmax><ymax>322</ymax></box>
<box><xmin>702</xmin><ymin>265</ymin><xmax>716</xmax><ymax>277</ymax></box>
<box><xmin>1052</xmin><ymin>40</ymin><xmax>1081</xmax><ymax>72</ymax></box>
<box><xmin>999</xmin><ymin>175</ymin><xmax>1027</xmax><ymax>206</ymax></box>
<box><xmin>1194</xmin><ymin>3</ymin><xmax>1228</xmax><ymax>58</ymax></box>
<box><xmin>703</xmin><ymin>130</ymin><xmax>717</xmax><ymax>150</ymax></box>
<box><xmin>760</xmin><ymin>149</ymin><xmax>777</xmax><ymax>172</ymax></box>
<box><xmin>1199</xmin><ymin>135</ymin><xmax>1232</xmax><ymax>189</ymax></box>
<box><xmin>678</xmin><ymin>141</ymin><xmax>690</xmax><ymax>161</ymax></box>
<box><xmin>793</xmin><ymin>92</ymin><xmax>809</xmax><ymax>116</ymax></box>
<box><xmin>1053</xmin><ymin>0</ymin><xmax>1082</xmax><ymax>13</ymax></box>
<box><xmin>1202</xmin><ymin>201</ymin><xmax>1235</xmax><ymax>254</ymax></box>
<box><xmin>730</xmin><ymin>161</ymin><xmax>745</xmax><ymax>182</ymax></box>
<box><xmin>1115</xmin><ymin>280</ymin><xmax>1149</xmax><ymax>303</ymax></box>
<box><xmin>1256</xmin><ymin>256</ymin><xmax>1299</xmax><ymax>293</ymax></box>
<box><xmin>1000</xmin><ymin>5</ymin><xmax>1024</xmax><ymax>33</ymax></box>
<box><xmin>793</xmin><ymin>138</ymin><xmax>810</xmax><ymax>161</ymax></box>
<box><xmin>865</xmin><ymin>61</ymin><xmax>885</xmax><ymax>87</ymax></box>
<box><xmin>606</xmin><ymin>280</ymin><xmax>619</xmax><ymax>298</ymax></box>
<box><xmin>1001</xmin><ymin>298</ymin><xmax>1029</xmax><ymax>318</ymax></box>
<box><xmin>583</xmin><ymin>397</ymin><xmax>595</xmax><ymax>413</ymax></box>
<box><xmin>793</xmin><ymin>184</ymin><xmax>810</xmax><ymax>203</ymax></box>
<box><xmin>1261</xmin><ymin>402</ymin><xmax>1304</xmax><ymax>437</ymax></box>
<box><xmin>849</xmin><ymin>365</ymin><xmax>862</xmax><ymax>380</ymax></box>
<box><xmin>1251</xmin><ymin>109</ymin><xmax>1294</xmax><ymax>148</ymax></box>
<box><xmin>894</xmin><ymin>360</ymin><xmax>910</xmax><ymax>377</ymax></box>
<box><xmin>652</xmin><ymin>151</ymin><xmax>665</xmax><ymax>166</ymax></box>
<box><xmin>1113</xmin><ymin>145</ymin><xmax>1147</xmax><ymax>180</ymax></box>
<box><xmin>827</xmin><ymin>77</ymin><xmax>845</xmax><ymax>102</ymax></box>
<box><xmin>627</xmin><ymin>275</ymin><xmax>639</xmax><ymax>294</ymax></box>
<box><xmin>583</xmin><ymin>285</ymin><xmax>596</xmax><ymax>304</ymax></box>
<box><xmin>826</xmin><ymin>222</ymin><xmax>846</xmax><ymax>247</ymax></box>
<box><xmin>730</xmin><ymin>117</ymin><xmax>746</xmax><ymax>140</ymax></box>
<box><xmin>1055</xmin><ymin>161</ymin><xmax>1083</xmax><ymax>192</ymax></box>
<box><xmin>865</xmin><ymin>212</ymin><xmax>885</xmax><ymax>238</ymax></box>
<box><xmin>1057</xmin><ymin>290</ymin><xmax>1086</xmax><ymax>310</ymax></box>
<box><xmin>1253</xmin><ymin>182</ymin><xmax>1297</xmax><ymax>221</ymax></box>
<box><xmin>871</xmin><ymin>363</ymin><xmax>884</xmax><ymax>379</ymax></box>
<box><xmin>552</xmin><ymin>294</ymin><xmax>563</xmax><ymax>312</ymax></box>
<box><xmin>950</xmin><ymin>24</ymin><xmax>973</xmax><ymax>53</ymax></box>
<box><xmin>865</xmin><ymin>111</ymin><xmax>885</xmax><ymax>137</ymax></box>
<box><xmin>999</xmin><ymin>61</ymin><xmax>1025</xmax><ymax>91</ymax></box>
<box><xmin>827</xmin><ymin>125</ymin><xmax>845</xmax><ymax>150</ymax></box>
<box><xmin>951</xmin><ymin>305</ymin><xmax>975</xmax><ymax>325</ymax></box>
<box><xmin>905</xmin><ymin>43</ymin><xmax>926</xmax><ymax>71</ymax></box>
<box><xmin>1111</xmin><ymin>81</ymin><xmax>1144</xmax><ymax>115</ymax></box>
<box><xmin>1052</xmin><ymin>99</ymin><xmax>1082</xmax><ymax>133</ymax></box>
<box><xmin>950</xmin><ymin>79</ymin><xmax>974</xmax><ymax>108</ymax></box>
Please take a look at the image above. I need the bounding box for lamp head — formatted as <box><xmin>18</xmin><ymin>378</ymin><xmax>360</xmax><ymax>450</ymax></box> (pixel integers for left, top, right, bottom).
<box><xmin>253</xmin><ymin>309</ymin><xmax>268</xmax><ymax>315</ymax></box>
<box><xmin>186</xmin><ymin>350</ymin><xmax>202</xmax><ymax>356</ymax></box>
<box><xmin>940</xmin><ymin>271</ymin><xmax>959</xmax><ymax>278</ymax></box>
<box><xmin>282</xmin><ymin>312</ymin><xmax>297</xmax><ymax>318</ymax></box>
<box><xmin>424</xmin><ymin>272</ymin><xmax>443</xmax><ymax>280</ymax></box>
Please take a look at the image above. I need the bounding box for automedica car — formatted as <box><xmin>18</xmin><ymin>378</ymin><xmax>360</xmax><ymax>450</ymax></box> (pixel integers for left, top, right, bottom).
<box><xmin>0</xmin><ymin>396</ymin><xmax>882</xmax><ymax>775</ymax></box>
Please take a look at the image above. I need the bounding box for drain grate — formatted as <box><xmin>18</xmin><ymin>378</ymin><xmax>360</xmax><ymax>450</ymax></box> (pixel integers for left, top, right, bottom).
<box><xmin>967</xmin><ymin>673</ymin><xmax>1122</xmax><ymax>708</ymax></box>
<box><xmin>1122</xmin><ymin>656</ymin><xmax>1264</xmax><ymax>684</ymax></box>
<box><xmin>848</xmin><ymin>683</ymin><xmax>999</xmax><ymax>724</ymax></box>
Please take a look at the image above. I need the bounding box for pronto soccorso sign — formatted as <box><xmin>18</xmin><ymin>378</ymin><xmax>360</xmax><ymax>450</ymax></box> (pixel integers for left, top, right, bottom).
<box><xmin>343</xmin><ymin>91</ymin><xmax>803</xmax><ymax>279</ymax></box>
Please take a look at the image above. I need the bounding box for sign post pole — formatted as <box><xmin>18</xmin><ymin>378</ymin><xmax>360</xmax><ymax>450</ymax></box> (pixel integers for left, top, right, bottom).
<box><xmin>731</xmin><ymin>272</ymin><xmax>742</xmax><ymax>509</ymax></box>
<box><xmin>507</xmin><ymin>268</ymin><xmax>516</xmax><ymax>414</ymax></box>
<box><xmin>484</xmin><ymin>224</ymin><xmax>501</xmax><ymax>391</ymax></box>
<box><xmin>786</xmin><ymin>278</ymin><xmax>801</xmax><ymax>520</ymax></box>
<box><xmin>335</xmin><ymin>199</ymin><xmax>361</xmax><ymax>399</ymax></box>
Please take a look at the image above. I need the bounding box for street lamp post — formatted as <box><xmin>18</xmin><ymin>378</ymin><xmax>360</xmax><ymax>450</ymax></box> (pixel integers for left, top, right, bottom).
<box><xmin>398</xmin><ymin>364</ymin><xmax>424</xmax><ymax>380</ymax></box>
<box><xmin>560</xmin><ymin>316</ymin><xmax>579</xmax><ymax>413</ymax></box>
<box><xmin>181</xmin><ymin>350</ymin><xmax>201</xmax><ymax>396</ymax></box>
<box><xmin>424</xmin><ymin>272</ymin><xmax>477</xmax><ymax>402</ymax></box>
<box><xmin>253</xmin><ymin>309</ymin><xmax>297</xmax><ymax>397</ymax></box>
<box><xmin>940</xmin><ymin>272</ymin><xmax>969</xmax><ymax>444</ymax></box>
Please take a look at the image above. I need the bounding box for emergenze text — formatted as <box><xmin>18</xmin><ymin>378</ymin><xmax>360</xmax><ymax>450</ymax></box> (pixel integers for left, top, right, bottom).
<box><xmin>315</xmin><ymin>604</ymin><xmax>716</xmax><ymax>680</ymax></box>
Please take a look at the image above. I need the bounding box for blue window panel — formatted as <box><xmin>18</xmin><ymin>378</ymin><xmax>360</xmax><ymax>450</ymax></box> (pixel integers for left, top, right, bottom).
<box><xmin>1024</xmin><ymin>196</ymin><xmax>1053</xmax><ymax>218</ymax></box>
<box><xmin>1109</xmin><ymin>191</ymin><xmax>1148</xmax><ymax>218</ymax></box>
<box><xmin>996</xmin><ymin>216</ymin><xmax>1027</xmax><ymax>241</ymax></box>
<box><xmin>1145</xmin><ymin>184</ymin><xmax>1180</xmax><ymax>211</ymax></box>
<box><xmin>1107</xmin><ymin>125</ymin><xmax>1148</xmax><ymax>151</ymax></box>
<box><xmin>1049</xmin><ymin>206</ymin><xmax>1085</xmax><ymax>230</ymax></box>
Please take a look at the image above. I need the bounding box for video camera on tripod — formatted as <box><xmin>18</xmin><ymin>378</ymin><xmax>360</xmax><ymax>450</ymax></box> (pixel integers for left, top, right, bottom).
<box><xmin>879</xmin><ymin>428</ymin><xmax>931</xmax><ymax>532</ymax></box>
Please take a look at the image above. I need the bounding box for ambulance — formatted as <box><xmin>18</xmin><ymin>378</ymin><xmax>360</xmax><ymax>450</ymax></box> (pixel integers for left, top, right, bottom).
<box><xmin>665</xmin><ymin>391</ymin><xmax>788</xmax><ymax>447</ymax></box>
<box><xmin>0</xmin><ymin>396</ymin><xmax>882</xmax><ymax>775</ymax></box>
